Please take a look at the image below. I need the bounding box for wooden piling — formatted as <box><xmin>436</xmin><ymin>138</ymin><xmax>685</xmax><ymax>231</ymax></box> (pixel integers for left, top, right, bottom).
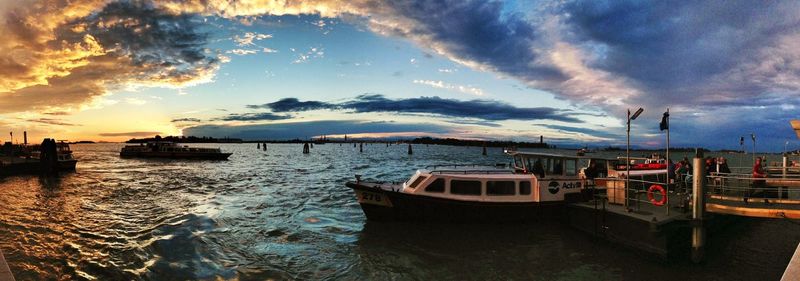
<box><xmin>303</xmin><ymin>143</ymin><xmax>310</xmax><ymax>154</ymax></box>
<box><xmin>482</xmin><ymin>144</ymin><xmax>487</xmax><ymax>156</ymax></box>
<box><xmin>359</xmin><ymin>143</ymin><xmax>363</xmax><ymax>153</ymax></box>
<box><xmin>262</xmin><ymin>143</ymin><xmax>267</xmax><ymax>151</ymax></box>
<box><xmin>691</xmin><ymin>149</ymin><xmax>706</xmax><ymax>263</ymax></box>
<box><xmin>257</xmin><ymin>143</ymin><xmax>260</xmax><ymax>149</ymax></box>
<box><xmin>408</xmin><ymin>144</ymin><xmax>413</xmax><ymax>155</ymax></box>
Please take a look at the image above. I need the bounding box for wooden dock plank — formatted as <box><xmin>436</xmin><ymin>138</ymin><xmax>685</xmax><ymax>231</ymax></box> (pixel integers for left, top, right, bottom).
<box><xmin>782</xmin><ymin>243</ymin><xmax>800</xmax><ymax>281</ymax></box>
<box><xmin>0</xmin><ymin>249</ymin><xmax>15</xmax><ymax>281</ymax></box>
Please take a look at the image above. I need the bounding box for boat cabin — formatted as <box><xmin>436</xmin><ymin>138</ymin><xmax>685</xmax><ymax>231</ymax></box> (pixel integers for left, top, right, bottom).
<box><xmin>399</xmin><ymin>151</ymin><xmax>610</xmax><ymax>203</ymax></box>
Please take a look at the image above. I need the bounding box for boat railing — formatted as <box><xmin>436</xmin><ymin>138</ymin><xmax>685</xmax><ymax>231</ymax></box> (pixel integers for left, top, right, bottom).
<box><xmin>429</xmin><ymin>169</ymin><xmax>514</xmax><ymax>175</ymax></box>
<box><xmin>425</xmin><ymin>163</ymin><xmax>508</xmax><ymax>170</ymax></box>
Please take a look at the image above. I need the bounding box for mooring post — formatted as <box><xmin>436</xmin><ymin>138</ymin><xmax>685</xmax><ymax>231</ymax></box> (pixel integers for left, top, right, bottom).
<box><xmin>23</xmin><ymin>131</ymin><xmax>27</xmax><ymax>145</ymax></box>
<box><xmin>359</xmin><ymin>143</ymin><xmax>363</xmax><ymax>153</ymax></box>
<box><xmin>263</xmin><ymin>143</ymin><xmax>267</xmax><ymax>151</ymax></box>
<box><xmin>257</xmin><ymin>143</ymin><xmax>260</xmax><ymax>149</ymax></box>
<box><xmin>691</xmin><ymin>148</ymin><xmax>706</xmax><ymax>263</ymax></box>
<box><xmin>408</xmin><ymin>144</ymin><xmax>413</xmax><ymax>155</ymax></box>
<box><xmin>482</xmin><ymin>144</ymin><xmax>487</xmax><ymax>156</ymax></box>
<box><xmin>303</xmin><ymin>143</ymin><xmax>310</xmax><ymax>154</ymax></box>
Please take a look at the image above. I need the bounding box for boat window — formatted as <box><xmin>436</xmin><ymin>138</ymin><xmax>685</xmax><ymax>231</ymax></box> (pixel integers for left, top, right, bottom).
<box><xmin>565</xmin><ymin>159</ymin><xmax>577</xmax><ymax>176</ymax></box>
<box><xmin>486</xmin><ymin>181</ymin><xmax>516</xmax><ymax>196</ymax></box>
<box><xmin>553</xmin><ymin>158</ymin><xmax>563</xmax><ymax>175</ymax></box>
<box><xmin>450</xmin><ymin>180</ymin><xmax>482</xmax><ymax>195</ymax></box>
<box><xmin>425</xmin><ymin>178</ymin><xmax>445</xmax><ymax>193</ymax></box>
<box><xmin>532</xmin><ymin>158</ymin><xmax>546</xmax><ymax>177</ymax></box>
<box><xmin>408</xmin><ymin>176</ymin><xmax>428</xmax><ymax>189</ymax></box>
<box><xmin>519</xmin><ymin>181</ymin><xmax>531</xmax><ymax>195</ymax></box>
<box><xmin>513</xmin><ymin>156</ymin><xmax>524</xmax><ymax>170</ymax></box>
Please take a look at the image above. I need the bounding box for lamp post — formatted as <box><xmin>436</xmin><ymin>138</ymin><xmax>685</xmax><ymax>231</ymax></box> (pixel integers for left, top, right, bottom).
<box><xmin>751</xmin><ymin>133</ymin><xmax>756</xmax><ymax>166</ymax></box>
<box><xmin>626</xmin><ymin>107</ymin><xmax>644</xmax><ymax>210</ymax></box>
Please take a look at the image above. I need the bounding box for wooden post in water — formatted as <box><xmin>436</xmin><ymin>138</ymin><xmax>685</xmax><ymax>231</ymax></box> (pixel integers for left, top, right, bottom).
<box><xmin>408</xmin><ymin>143</ymin><xmax>413</xmax><ymax>155</ymax></box>
<box><xmin>482</xmin><ymin>143</ymin><xmax>487</xmax><ymax>156</ymax></box>
<box><xmin>359</xmin><ymin>143</ymin><xmax>363</xmax><ymax>153</ymax></box>
<box><xmin>263</xmin><ymin>143</ymin><xmax>267</xmax><ymax>151</ymax></box>
<box><xmin>257</xmin><ymin>143</ymin><xmax>260</xmax><ymax>149</ymax></box>
<box><xmin>691</xmin><ymin>149</ymin><xmax>706</xmax><ymax>263</ymax></box>
<box><xmin>303</xmin><ymin>143</ymin><xmax>310</xmax><ymax>154</ymax></box>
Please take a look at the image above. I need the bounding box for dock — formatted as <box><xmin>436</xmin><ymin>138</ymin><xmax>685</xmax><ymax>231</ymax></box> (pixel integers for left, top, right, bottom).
<box><xmin>0</xmin><ymin>249</ymin><xmax>14</xmax><ymax>281</ymax></box>
<box><xmin>782</xmin><ymin>243</ymin><xmax>800</xmax><ymax>281</ymax></box>
<box><xmin>0</xmin><ymin>156</ymin><xmax>41</xmax><ymax>176</ymax></box>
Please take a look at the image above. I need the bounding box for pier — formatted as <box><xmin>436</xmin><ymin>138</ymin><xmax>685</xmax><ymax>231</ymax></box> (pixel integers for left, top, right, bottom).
<box><xmin>569</xmin><ymin>150</ymin><xmax>800</xmax><ymax>261</ymax></box>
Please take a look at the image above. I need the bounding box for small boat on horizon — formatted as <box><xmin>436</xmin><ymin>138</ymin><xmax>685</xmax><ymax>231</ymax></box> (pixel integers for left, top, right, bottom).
<box><xmin>120</xmin><ymin>141</ymin><xmax>232</xmax><ymax>160</ymax></box>
<box><xmin>345</xmin><ymin>150</ymin><xmax>611</xmax><ymax>222</ymax></box>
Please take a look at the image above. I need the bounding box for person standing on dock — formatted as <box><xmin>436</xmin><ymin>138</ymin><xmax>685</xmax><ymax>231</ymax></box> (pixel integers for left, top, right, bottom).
<box><xmin>750</xmin><ymin>157</ymin><xmax>767</xmax><ymax>200</ymax></box>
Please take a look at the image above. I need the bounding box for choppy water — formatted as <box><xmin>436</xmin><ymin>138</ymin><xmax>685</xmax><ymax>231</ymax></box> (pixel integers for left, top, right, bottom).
<box><xmin>0</xmin><ymin>143</ymin><xmax>798</xmax><ymax>280</ymax></box>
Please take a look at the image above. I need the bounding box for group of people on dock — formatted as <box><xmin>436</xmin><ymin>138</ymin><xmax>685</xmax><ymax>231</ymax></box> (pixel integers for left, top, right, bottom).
<box><xmin>668</xmin><ymin>156</ymin><xmax>732</xmax><ymax>192</ymax></box>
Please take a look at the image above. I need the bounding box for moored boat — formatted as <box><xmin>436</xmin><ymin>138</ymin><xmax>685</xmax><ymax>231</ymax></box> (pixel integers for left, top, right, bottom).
<box><xmin>120</xmin><ymin>141</ymin><xmax>232</xmax><ymax>160</ymax></box>
<box><xmin>29</xmin><ymin>140</ymin><xmax>78</xmax><ymax>171</ymax></box>
<box><xmin>346</xmin><ymin>150</ymin><xmax>610</xmax><ymax>222</ymax></box>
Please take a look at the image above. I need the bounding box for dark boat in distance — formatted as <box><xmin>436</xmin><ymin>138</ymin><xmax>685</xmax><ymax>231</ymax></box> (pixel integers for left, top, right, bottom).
<box><xmin>346</xmin><ymin>150</ymin><xmax>610</xmax><ymax>222</ymax></box>
<box><xmin>120</xmin><ymin>141</ymin><xmax>232</xmax><ymax>160</ymax></box>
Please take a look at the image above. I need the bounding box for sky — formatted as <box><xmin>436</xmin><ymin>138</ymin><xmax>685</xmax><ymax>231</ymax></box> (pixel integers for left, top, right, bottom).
<box><xmin>0</xmin><ymin>0</ymin><xmax>798</xmax><ymax>151</ymax></box>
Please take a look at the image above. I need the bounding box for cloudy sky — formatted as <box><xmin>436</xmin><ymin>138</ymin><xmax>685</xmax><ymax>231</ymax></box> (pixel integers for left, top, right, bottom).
<box><xmin>1</xmin><ymin>0</ymin><xmax>798</xmax><ymax>151</ymax></box>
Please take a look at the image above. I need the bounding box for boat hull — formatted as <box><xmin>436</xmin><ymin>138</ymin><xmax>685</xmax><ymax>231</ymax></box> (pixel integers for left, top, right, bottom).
<box><xmin>120</xmin><ymin>151</ymin><xmax>232</xmax><ymax>160</ymax></box>
<box><xmin>346</xmin><ymin>182</ymin><xmax>567</xmax><ymax>222</ymax></box>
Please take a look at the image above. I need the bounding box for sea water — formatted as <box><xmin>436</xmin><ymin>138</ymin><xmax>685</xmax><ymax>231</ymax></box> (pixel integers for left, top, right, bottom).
<box><xmin>0</xmin><ymin>143</ymin><xmax>797</xmax><ymax>280</ymax></box>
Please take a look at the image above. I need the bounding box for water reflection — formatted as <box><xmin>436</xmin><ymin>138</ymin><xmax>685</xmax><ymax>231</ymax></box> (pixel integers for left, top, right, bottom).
<box><xmin>0</xmin><ymin>144</ymin><xmax>796</xmax><ymax>280</ymax></box>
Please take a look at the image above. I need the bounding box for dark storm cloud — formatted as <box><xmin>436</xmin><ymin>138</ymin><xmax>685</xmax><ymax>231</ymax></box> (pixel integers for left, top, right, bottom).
<box><xmin>214</xmin><ymin>112</ymin><xmax>292</xmax><ymax>121</ymax></box>
<box><xmin>182</xmin><ymin>120</ymin><xmax>452</xmax><ymax>140</ymax></box>
<box><xmin>384</xmin><ymin>0</ymin><xmax>566</xmax><ymax>82</ymax></box>
<box><xmin>56</xmin><ymin>1</ymin><xmax>218</xmax><ymax>81</ymax></box>
<box><xmin>249</xmin><ymin>98</ymin><xmax>330</xmax><ymax>112</ymax></box>
<box><xmin>561</xmin><ymin>0</ymin><xmax>800</xmax><ymax>103</ymax></box>
<box><xmin>254</xmin><ymin>94</ymin><xmax>582</xmax><ymax>123</ymax></box>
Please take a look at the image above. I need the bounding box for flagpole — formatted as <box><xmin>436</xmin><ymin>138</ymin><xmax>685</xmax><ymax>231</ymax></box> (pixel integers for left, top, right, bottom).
<box><xmin>665</xmin><ymin>108</ymin><xmax>670</xmax><ymax>215</ymax></box>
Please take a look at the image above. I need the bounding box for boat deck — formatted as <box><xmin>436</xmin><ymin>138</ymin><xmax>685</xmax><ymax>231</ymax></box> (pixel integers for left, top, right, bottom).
<box><xmin>570</xmin><ymin>194</ymin><xmax>690</xmax><ymax>226</ymax></box>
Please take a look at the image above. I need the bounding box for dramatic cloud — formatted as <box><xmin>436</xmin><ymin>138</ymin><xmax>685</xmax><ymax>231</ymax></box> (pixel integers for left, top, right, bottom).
<box><xmin>183</xmin><ymin>120</ymin><xmax>452</xmax><ymax>140</ymax></box>
<box><xmin>99</xmin><ymin>131</ymin><xmax>161</xmax><ymax>137</ymax></box>
<box><xmin>0</xmin><ymin>0</ymin><xmax>219</xmax><ymax>113</ymax></box>
<box><xmin>250</xmin><ymin>94</ymin><xmax>582</xmax><ymax>123</ymax></box>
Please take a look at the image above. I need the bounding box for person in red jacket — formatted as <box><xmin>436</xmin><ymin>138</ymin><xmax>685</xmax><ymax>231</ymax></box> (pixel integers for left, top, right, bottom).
<box><xmin>749</xmin><ymin>157</ymin><xmax>767</xmax><ymax>201</ymax></box>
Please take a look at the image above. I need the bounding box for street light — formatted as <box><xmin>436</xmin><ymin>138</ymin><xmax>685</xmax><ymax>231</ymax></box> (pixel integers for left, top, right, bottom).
<box><xmin>751</xmin><ymin>133</ymin><xmax>756</xmax><ymax>166</ymax></box>
<box><xmin>626</xmin><ymin>107</ymin><xmax>644</xmax><ymax>210</ymax></box>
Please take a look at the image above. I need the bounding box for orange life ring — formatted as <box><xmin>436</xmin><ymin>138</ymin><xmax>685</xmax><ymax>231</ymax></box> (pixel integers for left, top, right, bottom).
<box><xmin>647</xmin><ymin>184</ymin><xmax>667</xmax><ymax>206</ymax></box>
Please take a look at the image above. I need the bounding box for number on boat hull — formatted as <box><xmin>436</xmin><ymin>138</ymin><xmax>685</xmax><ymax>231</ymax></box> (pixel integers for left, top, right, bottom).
<box><xmin>356</xmin><ymin>190</ymin><xmax>393</xmax><ymax>207</ymax></box>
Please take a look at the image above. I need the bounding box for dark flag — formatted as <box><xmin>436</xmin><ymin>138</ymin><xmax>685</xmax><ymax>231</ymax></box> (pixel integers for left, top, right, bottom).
<box><xmin>659</xmin><ymin>112</ymin><xmax>669</xmax><ymax>131</ymax></box>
